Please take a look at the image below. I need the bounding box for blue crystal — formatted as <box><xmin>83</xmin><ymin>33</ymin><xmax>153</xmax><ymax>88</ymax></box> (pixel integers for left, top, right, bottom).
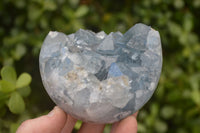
<box><xmin>108</xmin><ymin>63</ymin><xmax>123</xmax><ymax>77</ymax></box>
<box><xmin>39</xmin><ymin>23</ymin><xmax>162</xmax><ymax>123</ymax></box>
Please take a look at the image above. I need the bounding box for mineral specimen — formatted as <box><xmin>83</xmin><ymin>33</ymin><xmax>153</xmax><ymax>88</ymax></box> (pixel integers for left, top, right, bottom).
<box><xmin>39</xmin><ymin>23</ymin><xmax>162</xmax><ymax>123</ymax></box>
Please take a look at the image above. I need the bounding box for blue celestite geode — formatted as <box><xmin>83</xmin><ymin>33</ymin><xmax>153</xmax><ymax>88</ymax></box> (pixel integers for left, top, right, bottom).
<box><xmin>39</xmin><ymin>23</ymin><xmax>162</xmax><ymax>123</ymax></box>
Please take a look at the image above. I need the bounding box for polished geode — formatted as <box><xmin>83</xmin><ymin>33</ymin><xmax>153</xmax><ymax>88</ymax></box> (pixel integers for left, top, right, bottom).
<box><xmin>39</xmin><ymin>23</ymin><xmax>162</xmax><ymax>123</ymax></box>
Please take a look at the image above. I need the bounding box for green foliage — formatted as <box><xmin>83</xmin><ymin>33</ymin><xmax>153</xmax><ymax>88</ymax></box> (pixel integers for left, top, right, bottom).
<box><xmin>1</xmin><ymin>66</ymin><xmax>17</xmax><ymax>84</ymax></box>
<box><xmin>17</xmin><ymin>86</ymin><xmax>31</xmax><ymax>98</ymax></box>
<box><xmin>16</xmin><ymin>73</ymin><xmax>32</xmax><ymax>89</ymax></box>
<box><xmin>0</xmin><ymin>80</ymin><xmax>15</xmax><ymax>93</ymax></box>
<box><xmin>74</xmin><ymin>120</ymin><xmax>82</xmax><ymax>131</ymax></box>
<box><xmin>10</xmin><ymin>123</ymin><xmax>20</xmax><ymax>133</ymax></box>
<box><xmin>8</xmin><ymin>92</ymin><xmax>25</xmax><ymax>114</ymax></box>
<box><xmin>0</xmin><ymin>66</ymin><xmax>32</xmax><ymax>132</ymax></box>
<box><xmin>0</xmin><ymin>0</ymin><xmax>200</xmax><ymax>132</ymax></box>
<box><xmin>0</xmin><ymin>66</ymin><xmax>32</xmax><ymax>115</ymax></box>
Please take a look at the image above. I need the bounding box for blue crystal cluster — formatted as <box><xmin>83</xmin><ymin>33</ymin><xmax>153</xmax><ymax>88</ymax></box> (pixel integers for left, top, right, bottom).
<box><xmin>39</xmin><ymin>23</ymin><xmax>162</xmax><ymax>123</ymax></box>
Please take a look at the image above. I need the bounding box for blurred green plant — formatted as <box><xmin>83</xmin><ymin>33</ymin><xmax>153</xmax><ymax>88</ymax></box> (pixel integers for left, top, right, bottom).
<box><xmin>0</xmin><ymin>66</ymin><xmax>31</xmax><ymax>115</ymax></box>
<box><xmin>0</xmin><ymin>66</ymin><xmax>32</xmax><ymax>132</ymax></box>
<box><xmin>0</xmin><ymin>0</ymin><xmax>200</xmax><ymax>132</ymax></box>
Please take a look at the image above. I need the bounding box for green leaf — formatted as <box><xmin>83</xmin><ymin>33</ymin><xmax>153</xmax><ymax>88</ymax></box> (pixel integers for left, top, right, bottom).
<box><xmin>0</xmin><ymin>80</ymin><xmax>15</xmax><ymax>93</ymax></box>
<box><xmin>13</xmin><ymin>0</ymin><xmax>26</xmax><ymax>8</ymax></box>
<box><xmin>43</xmin><ymin>0</ymin><xmax>57</xmax><ymax>11</ymax></box>
<box><xmin>8</xmin><ymin>92</ymin><xmax>25</xmax><ymax>114</ymax></box>
<box><xmin>3</xmin><ymin>33</ymin><xmax>27</xmax><ymax>46</ymax></box>
<box><xmin>193</xmin><ymin>0</ymin><xmax>200</xmax><ymax>8</ymax></box>
<box><xmin>3</xmin><ymin>57</ymin><xmax>14</xmax><ymax>66</ymax></box>
<box><xmin>189</xmin><ymin>75</ymin><xmax>200</xmax><ymax>105</ymax></box>
<box><xmin>103</xmin><ymin>124</ymin><xmax>111</xmax><ymax>133</ymax></box>
<box><xmin>62</xmin><ymin>7</ymin><xmax>75</xmax><ymax>19</ymax></box>
<box><xmin>173</xmin><ymin>0</ymin><xmax>184</xmax><ymax>9</ymax></box>
<box><xmin>69</xmin><ymin>0</ymin><xmax>79</xmax><ymax>7</ymax></box>
<box><xmin>183</xmin><ymin>13</ymin><xmax>193</xmax><ymax>32</ymax></box>
<box><xmin>10</xmin><ymin>123</ymin><xmax>20</xmax><ymax>133</ymax></box>
<box><xmin>1</xmin><ymin>66</ymin><xmax>17</xmax><ymax>84</ymax></box>
<box><xmin>168</xmin><ymin>22</ymin><xmax>182</xmax><ymax>36</ymax></box>
<box><xmin>191</xmin><ymin>88</ymin><xmax>200</xmax><ymax>106</ymax></box>
<box><xmin>17</xmin><ymin>86</ymin><xmax>31</xmax><ymax>97</ymax></box>
<box><xmin>74</xmin><ymin>120</ymin><xmax>82</xmax><ymax>130</ymax></box>
<box><xmin>28</xmin><ymin>4</ymin><xmax>43</xmax><ymax>21</ymax></box>
<box><xmin>154</xmin><ymin>119</ymin><xmax>168</xmax><ymax>133</ymax></box>
<box><xmin>138</xmin><ymin>122</ymin><xmax>147</xmax><ymax>133</ymax></box>
<box><xmin>16</xmin><ymin>73</ymin><xmax>32</xmax><ymax>89</ymax></box>
<box><xmin>11</xmin><ymin>44</ymin><xmax>26</xmax><ymax>60</ymax></box>
<box><xmin>75</xmin><ymin>5</ymin><xmax>89</xmax><ymax>18</ymax></box>
<box><xmin>0</xmin><ymin>92</ymin><xmax>10</xmax><ymax>103</ymax></box>
<box><xmin>161</xmin><ymin>106</ymin><xmax>175</xmax><ymax>119</ymax></box>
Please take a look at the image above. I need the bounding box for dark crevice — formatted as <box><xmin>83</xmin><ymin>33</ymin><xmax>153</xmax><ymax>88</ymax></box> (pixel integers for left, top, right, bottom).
<box><xmin>94</xmin><ymin>60</ymin><xmax>108</xmax><ymax>81</ymax></box>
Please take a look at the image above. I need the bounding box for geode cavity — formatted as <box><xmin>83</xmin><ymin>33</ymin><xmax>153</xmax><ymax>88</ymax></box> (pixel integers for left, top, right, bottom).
<box><xmin>39</xmin><ymin>23</ymin><xmax>162</xmax><ymax>123</ymax></box>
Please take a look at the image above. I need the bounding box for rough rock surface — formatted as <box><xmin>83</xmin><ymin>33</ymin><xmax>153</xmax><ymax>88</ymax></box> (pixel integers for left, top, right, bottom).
<box><xmin>39</xmin><ymin>23</ymin><xmax>162</xmax><ymax>123</ymax></box>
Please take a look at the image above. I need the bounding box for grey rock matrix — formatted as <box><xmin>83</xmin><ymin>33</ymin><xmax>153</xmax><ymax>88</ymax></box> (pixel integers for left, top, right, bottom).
<box><xmin>39</xmin><ymin>23</ymin><xmax>162</xmax><ymax>123</ymax></box>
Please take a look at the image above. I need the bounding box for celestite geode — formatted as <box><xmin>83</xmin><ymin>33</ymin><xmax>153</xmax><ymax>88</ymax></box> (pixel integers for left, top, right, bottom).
<box><xmin>39</xmin><ymin>23</ymin><xmax>162</xmax><ymax>123</ymax></box>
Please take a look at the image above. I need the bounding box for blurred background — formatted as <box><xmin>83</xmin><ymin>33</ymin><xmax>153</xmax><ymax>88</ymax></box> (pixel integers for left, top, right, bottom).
<box><xmin>0</xmin><ymin>0</ymin><xmax>200</xmax><ymax>132</ymax></box>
